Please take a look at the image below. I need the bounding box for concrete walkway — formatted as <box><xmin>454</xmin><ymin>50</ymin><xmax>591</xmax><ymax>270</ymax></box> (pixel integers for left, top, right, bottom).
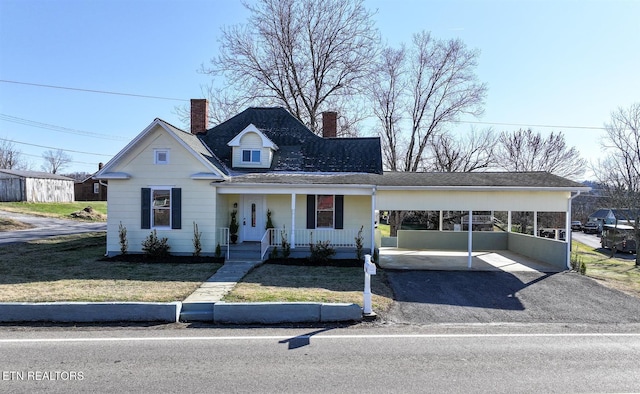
<box><xmin>183</xmin><ymin>260</ymin><xmax>263</xmax><ymax>302</ymax></box>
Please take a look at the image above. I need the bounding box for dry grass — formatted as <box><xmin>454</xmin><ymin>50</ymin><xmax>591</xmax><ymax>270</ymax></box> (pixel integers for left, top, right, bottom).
<box><xmin>0</xmin><ymin>233</ymin><xmax>221</xmax><ymax>302</ymax></box>
<box><xmin>225</xmin><ymin>263</ymin><xmax>395</xmax><ymax>312</ymax></box>
<box><xmin>0</xmin><ymin>217</ymin><xmax>34</xmax><ymax>231</ymax></box>
<box><xmin>573</xmin><ymin>240</ymin><xmax>640</xmax><ymax>298</ymax></box>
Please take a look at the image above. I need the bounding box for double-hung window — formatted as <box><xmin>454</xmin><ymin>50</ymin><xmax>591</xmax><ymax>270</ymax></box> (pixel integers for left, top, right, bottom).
<box><xmin>242</xmin><ymin>149</ymin><xmax>261</xmax><ymax>163</ymax></box>
<box><xmin>316</xmin><ymin>195</ymin><xmax>334</xmax><ymax>228</ymax></box>
<box><xmin>152</xmin><ymin>189</ymin><xmax>171</xmax><ymax>228</ymax></box>
<box><xmin>141</xmin><ymin>187</ymin><xmax>182</xmax><ymax>230</ymax></box>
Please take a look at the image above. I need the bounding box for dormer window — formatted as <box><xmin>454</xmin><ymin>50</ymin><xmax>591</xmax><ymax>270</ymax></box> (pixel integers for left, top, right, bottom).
<box><xmin>242</xmin><ymin>149</ymin><xmax>261</xmax><ymax>163</ymax></box>
<box><xmin>228</xmin><ymin>124</ymin><xmax>278</xmax><ymax>169</ymax></box>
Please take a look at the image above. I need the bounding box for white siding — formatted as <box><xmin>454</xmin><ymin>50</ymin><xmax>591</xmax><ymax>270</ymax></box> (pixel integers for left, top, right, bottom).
<box><xmin>105</xmin><ymin>126</ymin><xmax>218</xmax><ymax>255</ymax></box>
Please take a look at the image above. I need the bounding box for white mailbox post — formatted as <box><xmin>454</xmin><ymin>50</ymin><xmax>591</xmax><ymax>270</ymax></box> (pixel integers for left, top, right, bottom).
<box><xmin>363</xmin><ymin>254</ymin><xmax>377</xmax><ymax>316</ymax></box>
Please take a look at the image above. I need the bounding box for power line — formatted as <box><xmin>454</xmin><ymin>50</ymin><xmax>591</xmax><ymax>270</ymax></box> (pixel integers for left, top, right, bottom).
<box><xmin>0</xmin><ymin>138</ymin><xmax>113</xmax><ymax>157</ymax></box>
<box><xmin>19</xmin><ymin>151</ymin><xmax>102</xmax><ymax>166</ymax></box>
<box><xmin>0</xmin><ymin>113</ymin><xmax>129</xmax><ymax>141</ymax></box>
<box><xmin>452</xmin><ymin>120</ymin><xmax>607</xmax><ymax>131</ymax></box>
<box><xmin>0</xmin><ymin>79</ymin><xmax>189</xmax><ymax>102</ymax></box>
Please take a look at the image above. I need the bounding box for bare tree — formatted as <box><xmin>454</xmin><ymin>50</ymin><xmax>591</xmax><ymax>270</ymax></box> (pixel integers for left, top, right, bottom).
<box><xmin>0</xmin><ymin>139</ymin><xmax>28</xmax><ymax>169</ymax></box>
<box><xmin>495</xmin><ymin>129</ymin><xmax>586</xmax><ymax>179</ymax></box>
<box><xmin>595</xmin><ymin>103</ymin><xmax>640</xmax><ymax>265</ymax></box>
<box><xmin>371</xmin><ymin>46</ymin><xmax>407</xmax><ymax>170</ymax></box>
<box><xmin>428</xmin><ymin>128</ymin><xmax>496</xmax><ymax>172</ymax></box>
<box><xmin>370</xmin><ymin>33</ymin><xmax>487</xmax><ymax>235</ymax></box>
<box><xmin>42</xmin><ymin>149</ymin><xmax>72</xmax><ymax>174</ymax></box>
<box><xmin>402</xmin><ymin>32</ymin><xmax>487</xmax><ymax>172</ymax></box>
<box><xmin>195</xmin><ymin>0</ymin><xmax>379</xmax><ymax>134</ymax></box>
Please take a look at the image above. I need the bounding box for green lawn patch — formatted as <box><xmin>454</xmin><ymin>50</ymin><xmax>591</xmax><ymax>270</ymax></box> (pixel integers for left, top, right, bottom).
<box><xmin>0</xmin><ymin>233</ymin><xmax>221</xmax><ymax>302</ymax></box>
<box><xmin>0</xmin><ymin>201</ymin><xmax>108</xmax><ymax>221</ymax></box>
<box><xmin>573</xmin><ymin>240</ymin><xmax>640</xmax><ymax>298</ymax></box>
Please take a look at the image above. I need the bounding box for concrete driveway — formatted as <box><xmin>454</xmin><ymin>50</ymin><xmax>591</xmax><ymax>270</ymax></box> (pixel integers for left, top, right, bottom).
<box><xmin>384</xmin><ymin>270</ymin><xmax>640</xmax><ymax>325</ymax></box>
<box><xmin>378</xmin><ymin>247</ymin><xmax>563</xmax><ymax>272</ymax></box>
<box><xmin>0</xmin><ymin>210</ymin><xmax>106</xmax><ymax>245</ymax></box>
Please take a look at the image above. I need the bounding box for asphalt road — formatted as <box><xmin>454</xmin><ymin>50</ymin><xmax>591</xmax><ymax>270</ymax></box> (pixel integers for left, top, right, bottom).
<box><xmin>0</xmin><ymin>210</ymin><xmax>105</xmax><ymax>245</ymax></box>
<box><xmin>0</xmin><ymin>326</ymin><xmax>639</xmax><ymax>393</ymax></box>
<box><xmin>384</xmin><ymin>270</ymin><xmax>640</xmax><ymax>325</ymax></box>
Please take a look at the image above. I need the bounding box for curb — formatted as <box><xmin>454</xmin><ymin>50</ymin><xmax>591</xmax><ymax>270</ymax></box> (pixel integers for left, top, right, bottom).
<box><xmin>0</xmin><ymin>302</ymin><xmax>180</xmax><ymax>323</ymax></box>
<box><xmin>0</xmin><ymin>302</ymin><xmax>364</xmax><ymax>324</ymax></box>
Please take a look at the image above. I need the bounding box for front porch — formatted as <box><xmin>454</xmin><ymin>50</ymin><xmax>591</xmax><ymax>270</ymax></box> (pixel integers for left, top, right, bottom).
<box><xmin>220</xmin><ymin>227</ymin><xmax>369</xmax><ymax>261</ymax></box>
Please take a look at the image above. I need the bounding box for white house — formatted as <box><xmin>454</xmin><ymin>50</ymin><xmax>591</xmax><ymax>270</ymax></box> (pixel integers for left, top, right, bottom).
<box><xmin>95</xmin><ymin>100</ymin><xmax>588</xmax><ymax>269</ymax></box>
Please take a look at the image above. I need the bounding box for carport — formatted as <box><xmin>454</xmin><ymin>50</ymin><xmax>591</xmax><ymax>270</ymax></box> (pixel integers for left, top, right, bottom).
<box><xmin>373</xmin><ymin>172</ymin><xmax>590</xmax><ymax>271</ymax></box>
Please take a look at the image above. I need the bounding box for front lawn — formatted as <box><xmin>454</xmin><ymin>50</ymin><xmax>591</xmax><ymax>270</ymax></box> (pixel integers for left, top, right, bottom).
<box><xmin>225</xmin><ymin>262</ymin><xmax>395</xmax><ymax>312</ymax></box>
<box><xmin>0</xmin><ymin>233</ymin><xmax>221</xmax><ymax>302</ymax></box>
<box><xmin>573</xmin><ymin>240</ymin><xmax>640</xmax><ymax>297</ymax></box>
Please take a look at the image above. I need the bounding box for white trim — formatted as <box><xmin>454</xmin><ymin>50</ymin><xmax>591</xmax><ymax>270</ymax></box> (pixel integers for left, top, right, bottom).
<box><xmin>94</xmin><ymin>119</ymin><xmax>226</xmax><ymax>180</ymax></box>
<box><xmin>154</xmin><ymin>149</ymin><xmax>170</xmax><ymax>165</ymax></box>
<box><xmin>227</xmin><ymin>124</ymin><xmax>278</xmax><ymax>149</ymax></box>
<box><xmin>377</xmin><ymin>185</ymin><xmax>591</xmax><ymax>192</ymax></box>
<box><xmin>94</xmin><ymin>172</ymin><xmax>131</xmax><ymax>180</ymax></box>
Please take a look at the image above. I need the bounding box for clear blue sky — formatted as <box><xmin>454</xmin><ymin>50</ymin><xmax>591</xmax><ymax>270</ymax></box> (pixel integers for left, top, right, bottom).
<box><xmin>1</xmin><ymin>0</ymin><xmax>638</xmax><ymax>179</ymax></box>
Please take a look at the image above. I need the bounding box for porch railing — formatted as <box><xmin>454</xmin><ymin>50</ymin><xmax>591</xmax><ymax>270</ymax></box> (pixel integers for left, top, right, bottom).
<box><xmin>217</xmin><ymin>227</ymin><xmax>230</xmax><ymax>260</ymax></box>
<box><xmin>292</xmin><ymin>228</ymin><xmax>359</xmax><ymax>248</ymax></box>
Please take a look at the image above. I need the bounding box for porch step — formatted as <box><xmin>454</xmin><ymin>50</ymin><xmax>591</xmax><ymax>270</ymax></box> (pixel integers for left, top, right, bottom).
<box><xmin>228</xmin><ymin>241</ymin><xmax>263</xmax><ymax>261</ymax></box>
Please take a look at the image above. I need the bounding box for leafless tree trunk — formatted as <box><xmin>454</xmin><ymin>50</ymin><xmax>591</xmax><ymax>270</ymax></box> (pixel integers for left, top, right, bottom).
<box><xmin>403</xmin><ymin>32</ymin><xmax>487</xmax><ymax>172</ymax></box>
<box><xmin>370</xmin><ymin>32</ymin><xmax>487</xmax><ymax>236</ymax></box>
<box><xmin>371</xmin><ymin>46</ymin><xmax>406</xmax><ymax>171</ymax></box>
<box><xmin>495</xmin><ymin>129</ymin><xmax>587</xmax><ymax>179</ymax></box>
<box><xmin>42</xmin><ymin>149</ymin><xmax>72</xmax><ymax>174</ymax></box>
<box><xmin>596</xmin><ymin>103</ymin><xmax>640</xmax><ymax>265</ymax></box>
<box><xmin>428</xmin><ymin>128</ymin><xmax>496</xmax><ymax>172</ymax></box>
<box><xmin>195</xmin><ymin>0</ymin><xmax>379</xmax><ymax>135</ymax></box>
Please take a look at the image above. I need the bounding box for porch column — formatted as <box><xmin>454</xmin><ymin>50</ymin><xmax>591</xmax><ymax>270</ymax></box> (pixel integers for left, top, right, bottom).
<box><xmin>371</xmin><ymin>187</ymin><xmax>376</xmax><ymax>254</ymax></box>
<box><xmin>439</xmin><ymin>210</ymin><xmax>443</xmax><ymax>231</ymax></box>
<box><xmin>468</xmin><ymin>210</ymin><xmax>473</xmax><ymax>269</ymax></box>
<box><xmin>565</xmin><ymin>198</ymin><xmax>572</xmax><ymax>269</ymax></box>
<box><xmin>534</xmin><ymin>211</ymin><xmax>538</xmax><ymax>237</ymax></box>
<box><xmin>508</xmin><ymin>211</ymin><xmax>512</xmax><ymax>233</ymax></box>
<box><xmin>291</xmin><ymin>193</ymin><xmax>296</xmax><ymax>249</ymax></box>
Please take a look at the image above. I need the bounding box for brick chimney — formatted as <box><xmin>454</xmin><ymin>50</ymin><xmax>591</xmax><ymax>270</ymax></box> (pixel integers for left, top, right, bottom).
<box><xmin>322</xmin><ymin>111</ymin><xmax>337</xmax><ymax>138</ymax></box>
<box><xmin>190</xmin><ymin>99</ymin><xmax>209</xmax><ymax>135</ymax></box>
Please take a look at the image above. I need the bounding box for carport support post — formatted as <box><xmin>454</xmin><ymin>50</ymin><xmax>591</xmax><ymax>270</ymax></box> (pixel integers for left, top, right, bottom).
<box><xmin>468</xmin><ymin>210</ymin><xmax>473</xmax><ymax>269</ymax></box>
<box><xmin>290</xmin><ymin>193</ymin><xmax>296</xmax><ymax>249</ymax></box>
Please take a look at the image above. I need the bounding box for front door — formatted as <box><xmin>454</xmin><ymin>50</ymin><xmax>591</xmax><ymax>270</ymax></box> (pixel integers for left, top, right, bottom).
<box><xmin>242</xmin><ymin>195</ymin><xmax>265</xmax><ymax>241</ymax></box>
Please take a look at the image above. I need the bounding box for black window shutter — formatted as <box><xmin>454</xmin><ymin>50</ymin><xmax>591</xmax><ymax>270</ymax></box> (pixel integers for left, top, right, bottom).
<box><xmin>171</xmin><ymin>188</ymin><xmax>182</xmax><ymax>229</ymax></box>
<box><xmin>335</xmin><ymin>195</ymin><xmax>344</xmax><ymax>229</ymax></box>
<box><xmin>141</xmin><ymin>188</ymin><xmax>151</xmax><ymax>229</ymax></box>
<box><xmin>306</xmin><ymin>194</ymin><xmax>316</xmax><ymax>229</ymax></box>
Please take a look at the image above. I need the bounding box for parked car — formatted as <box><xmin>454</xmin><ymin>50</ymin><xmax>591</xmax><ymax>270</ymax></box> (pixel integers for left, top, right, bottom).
<box><xmin>583</xmin><ymin>221</ymin><xmax>600</xmax><ymax>234</ymax></box>
<box><xmin>571</xmin><ymin>221</ymin><xmax>582</xmax><ymax>231</ymax></box>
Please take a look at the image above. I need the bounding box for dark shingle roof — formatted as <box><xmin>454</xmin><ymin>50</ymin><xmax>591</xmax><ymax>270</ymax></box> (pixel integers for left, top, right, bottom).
<box><xmin>198</xmin><ymin>107</ymin><xmax>383</xmax><ymax>174</ymax></box>
<box><xmin>220</xmin><ymin>171</ymin><xmax>589</xmax><ymax>190</ymax></box>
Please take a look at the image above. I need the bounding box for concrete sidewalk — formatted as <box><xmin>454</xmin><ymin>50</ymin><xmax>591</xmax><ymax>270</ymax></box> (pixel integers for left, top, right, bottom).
<box><xmin>183</xmin><ymin>260</ymin><xmax>263</xmax><ymax>303</ymax></box>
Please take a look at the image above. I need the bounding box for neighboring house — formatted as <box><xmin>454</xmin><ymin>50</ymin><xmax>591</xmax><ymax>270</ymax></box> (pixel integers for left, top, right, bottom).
<box><xmin>588</xmin><ymin>208</ymin><xmax>638</xmax><ymax>227</ymax></box>
<box><xmin>0</xmin><ymin>169</ymin><xmax>74</xmax><ymax>203</ymax></box>
<box><xmin>74</xmin><ymin>164</ymin><xmax>107</xmax><ymax>201</ymax></box>
<box><xmin>95</xmin><ymin>100</ymin><xmax>588</xmax><ymax>269</ymax></box>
